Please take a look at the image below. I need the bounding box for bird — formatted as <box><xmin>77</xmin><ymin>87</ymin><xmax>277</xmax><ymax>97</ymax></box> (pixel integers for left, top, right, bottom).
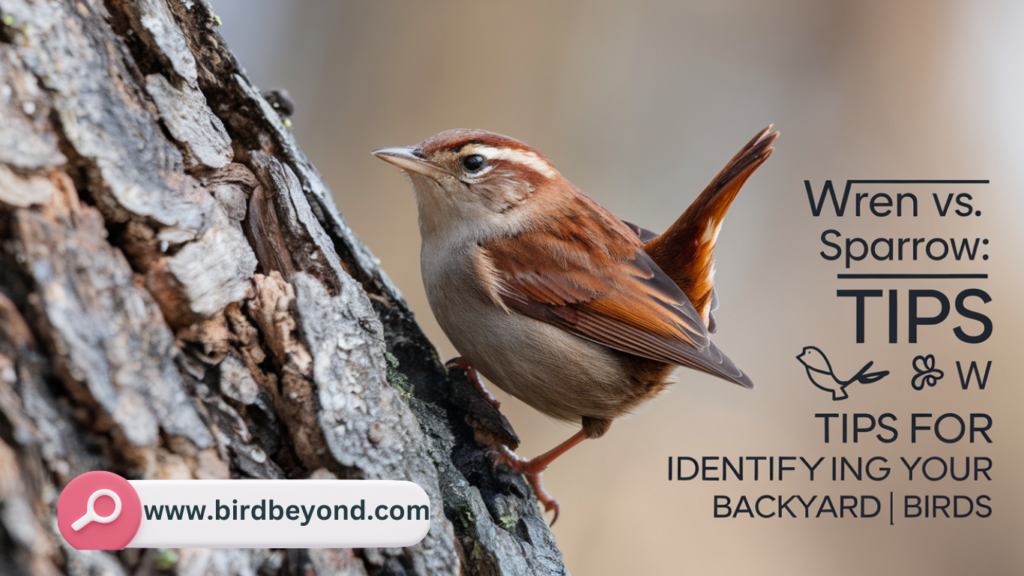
<box><xmin>796</xmin><ymin>346</ymin><xmax>888</xmax><ymax>400</ymax></box>
<box><xmin>373</xmin><ymin>126</ymin><xmax>777</xmax><ymax>522</ymax></box>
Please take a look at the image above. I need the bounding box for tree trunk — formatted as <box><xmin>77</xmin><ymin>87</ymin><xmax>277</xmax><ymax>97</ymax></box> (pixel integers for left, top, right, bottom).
<box><xmin>0</xmin><ymin>1</ymin><xmax>567</xmax><ymax>574</ymax></box>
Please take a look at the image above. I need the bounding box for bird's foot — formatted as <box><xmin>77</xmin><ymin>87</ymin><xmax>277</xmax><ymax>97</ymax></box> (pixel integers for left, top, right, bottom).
<box><xmin>490</xmin><ymin>445</ymin><xmax>561</xmax><ymax>525</ymax></box>
<box><xmin>487</xmin><ymin>429</ymin><xmax>588</xmax><ymax>526</ymax></box>
<box><xmin>446</xmin><ymin>357</ymin><xmax>501</xmax><ymax>410</ymax></box>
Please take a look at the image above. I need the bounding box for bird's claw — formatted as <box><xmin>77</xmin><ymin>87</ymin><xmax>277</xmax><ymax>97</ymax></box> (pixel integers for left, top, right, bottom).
<box><xmin>446</xmin><ymin>357</ymin><xmax>501</xmax><ymax>410</ymax></box>
<box><xmin>447</xmin><ymin>357</ymin><xmax>562</xmax><ymax>524</ymax></box>
<box><xmin>489</xmin><ymin>445</ymin><xmax>561</xmax><ymax>525</ymax></box>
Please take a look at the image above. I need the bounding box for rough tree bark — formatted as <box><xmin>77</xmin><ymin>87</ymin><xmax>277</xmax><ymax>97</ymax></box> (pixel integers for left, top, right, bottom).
<box><xmin>0</xmin><ymin>1</ymin><xmax>568</xmax><ymax>574</ymax></box>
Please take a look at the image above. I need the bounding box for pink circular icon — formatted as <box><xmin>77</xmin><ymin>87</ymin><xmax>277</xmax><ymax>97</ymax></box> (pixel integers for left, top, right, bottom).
<box><xmin>58</xmin><ymin>471</ymin><xmax>142</xmax><ymax>550</ymax></box>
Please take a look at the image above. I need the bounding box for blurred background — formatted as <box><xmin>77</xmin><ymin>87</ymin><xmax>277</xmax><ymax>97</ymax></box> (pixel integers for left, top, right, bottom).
<box><xmin>210</xmin><ymin>1</ymin><xmax>1024</xmax><ymax>573</ymax></box>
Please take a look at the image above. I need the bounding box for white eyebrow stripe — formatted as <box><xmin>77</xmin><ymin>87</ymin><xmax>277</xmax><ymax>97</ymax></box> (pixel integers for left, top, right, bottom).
<box><xmin>468</xmin><ymin>145</ymin><xmax>556</xmax><ymax>178</ymax></box>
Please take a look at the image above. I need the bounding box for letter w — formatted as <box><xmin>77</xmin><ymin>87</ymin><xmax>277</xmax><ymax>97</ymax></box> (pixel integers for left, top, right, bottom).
<box><xmin>956</xmin><ymin>361</ymin><xmax>992</xmax><ymax>390</ymax></box>
<box><xmin>805</xmin><ymin>180</ymin><xmax>853</xmax><ymax>216</ymax></box>
<box><xmin>166</xmin><ymin>505</ymin><xmax>187</xmax><ymax>520</ymax></box>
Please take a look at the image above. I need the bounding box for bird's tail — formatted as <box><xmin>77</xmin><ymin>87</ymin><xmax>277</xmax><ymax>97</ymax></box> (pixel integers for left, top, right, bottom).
<box><xmin>643</xmin><ymin>126</ymin><xmax>778</xmax><ymax>329</ymax></box>
<box><xmin>852</xmin><ymin>361</ymin><xmax>889</xmax><ymax>384</ymax></box>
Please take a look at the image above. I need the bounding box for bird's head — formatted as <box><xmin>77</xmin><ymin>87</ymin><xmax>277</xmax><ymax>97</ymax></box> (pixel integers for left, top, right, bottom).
<box><xmin>373</xmin><ymin>129</ymin><xmax>566</xmax><ymax>241</ymax></box>
<box><xmin>796</xmin><ymin>346</ymin><xmax>830</xmax><ymax>372</ymax></box>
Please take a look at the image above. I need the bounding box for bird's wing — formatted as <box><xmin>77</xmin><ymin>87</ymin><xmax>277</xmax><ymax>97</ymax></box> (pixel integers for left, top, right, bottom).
<box><xmin>622</xmin><ymin>224</ymin><xmax>721</xmax><ymax>334</ymax></box>
<box><xmin>708</xmin><ymin>287</ymin><xmax>719</xmax><ymax>333</ymax></box>
<box><xmin>480</xmin><ymin>194</ymin><xmax>752</xmax><ymax>388</ymax></box>
<box><xmin>622</xmin><ymin>220</ymin><xmax>660</xmax><ymax>243</ymax></box>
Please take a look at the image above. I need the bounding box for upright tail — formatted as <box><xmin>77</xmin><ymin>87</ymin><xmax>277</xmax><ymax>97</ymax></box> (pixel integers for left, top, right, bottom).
<box><xmin>643</xmin><ymin>126</ymin><xmax>778</xmax><ymax>329</ymax></box>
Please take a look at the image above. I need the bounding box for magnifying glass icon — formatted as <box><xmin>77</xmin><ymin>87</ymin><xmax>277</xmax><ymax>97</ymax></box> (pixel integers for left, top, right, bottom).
<box><xmin>71</xmin><ymin>489</ymin><xmax>122</xmax><ymax>531</ymax></box>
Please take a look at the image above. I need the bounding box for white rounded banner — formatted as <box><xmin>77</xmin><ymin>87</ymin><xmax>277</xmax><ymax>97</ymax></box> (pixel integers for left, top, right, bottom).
<box><xmin>127</xmin><ymin>480</ymin><xmax>431</xmax><ymax>548</ymax></box>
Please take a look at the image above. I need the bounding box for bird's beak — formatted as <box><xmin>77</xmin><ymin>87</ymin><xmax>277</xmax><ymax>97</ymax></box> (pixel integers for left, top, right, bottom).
<box><xmin>372</xmin><ymin>146</ymin><xmax>450</xmax><ymax>181</ymax></box>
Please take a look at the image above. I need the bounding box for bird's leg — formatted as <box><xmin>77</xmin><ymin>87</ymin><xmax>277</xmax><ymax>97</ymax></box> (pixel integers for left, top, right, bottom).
<box><xmin>492</xmin><ymin>429</ymin><xmax>588</xmax><ymax>525</ymax></box>
<box><xmin>446</xmin><ymin>357</ymin><xmax>501</xmax><ymax>410</ymax></box>
<box><xmin>445</xmin><ymin>356</ymin><xmax>589</xmax><ymax>523</ymax></box>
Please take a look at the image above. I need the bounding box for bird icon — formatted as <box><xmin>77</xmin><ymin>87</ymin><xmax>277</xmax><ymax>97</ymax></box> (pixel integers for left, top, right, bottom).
<box><xmin>796</xmin><ymin>346</ymin><xmax>888</xmax><ymax>400</ymax></box>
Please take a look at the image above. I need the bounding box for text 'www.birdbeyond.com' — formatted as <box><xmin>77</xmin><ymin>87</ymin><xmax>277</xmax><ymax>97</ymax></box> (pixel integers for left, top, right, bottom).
<box><xmin>143</xmin><ymin>499</ymin><xmax>429</xmax><ymax>525</ymax></box>
<box><xmin>58</xmin><ymin>478</ymin><xmax>432</xmax><ymax>550</ymax></box>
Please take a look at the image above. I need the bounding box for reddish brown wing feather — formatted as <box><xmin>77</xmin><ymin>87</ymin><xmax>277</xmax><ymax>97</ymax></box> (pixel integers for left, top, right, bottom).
<box><xmin>644</xmin><ymin>126</ymin><xmax>778</xmax><ymax>329</ymax></box>
<box><xmin>483</xmin><ymin>193</ymin><xmax>752</xmax><ymax>388</ymax></box>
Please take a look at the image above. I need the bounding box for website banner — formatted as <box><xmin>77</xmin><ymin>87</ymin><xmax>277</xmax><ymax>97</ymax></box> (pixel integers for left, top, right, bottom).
<box><xmin>57</xmin><ymin>472</ymin><xmax>431</xmax><ymax>550</ymax></box>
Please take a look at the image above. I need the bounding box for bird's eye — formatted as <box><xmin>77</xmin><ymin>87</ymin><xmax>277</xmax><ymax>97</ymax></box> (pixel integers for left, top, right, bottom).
<box><xmin>462</xmin><ymin>154</ymin><xmax>485</xmax><ymax>172</ymax></box>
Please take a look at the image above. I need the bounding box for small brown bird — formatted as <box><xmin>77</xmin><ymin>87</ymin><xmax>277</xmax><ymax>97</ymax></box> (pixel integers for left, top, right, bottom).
<box><xmin>373</xmin><ymin>126</ymin><xmax>777</xmax><ymax>522</ymax></box>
